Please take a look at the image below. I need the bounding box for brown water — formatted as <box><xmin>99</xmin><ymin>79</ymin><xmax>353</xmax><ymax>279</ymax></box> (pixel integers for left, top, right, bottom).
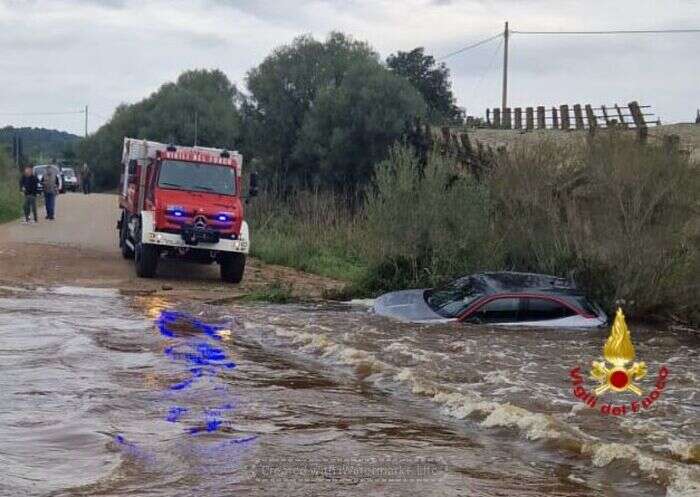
<box><xmin>0</xmin><ymin>286</ymin><xmax>697</xmax><ymax>497</ymax></box>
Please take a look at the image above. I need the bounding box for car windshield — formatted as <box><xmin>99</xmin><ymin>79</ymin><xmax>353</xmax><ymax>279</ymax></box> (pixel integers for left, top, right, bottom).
<box><xmin>34</xmin><ymin>167</ymin><xmax>46</xmax><ymax>176</ymax></box>
<box><xmin>158</xmin><ymin>160</ymin><xmax>236</xmax><ymax>196</ymax></box>
<box><xmin>572</xmin><ymin>296</ymin><xmax>598</xmax><ymax>315</ymax></box>
<box><xmin>424</xmin><ymin>277</ymin><xmax>483</xmax><ymax>318</ymax></box>
<box><xmin>62</xmin><ymin>169</ymin><xmax>75</xmax><ymax>176</ymax></box>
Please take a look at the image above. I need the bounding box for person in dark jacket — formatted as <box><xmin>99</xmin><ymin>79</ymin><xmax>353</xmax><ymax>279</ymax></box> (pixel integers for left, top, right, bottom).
<box><xmin>19</xmin><ymin>166</ymin><xmax>39</xmax><ymax>224</ymax></box>
<box><xmin>81</xmin><ymin>162</ymin><xmax>92</xmax><ymax>194</ymax></box>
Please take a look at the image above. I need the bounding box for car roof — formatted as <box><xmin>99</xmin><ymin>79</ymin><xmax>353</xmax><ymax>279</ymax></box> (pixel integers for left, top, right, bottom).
<box><xmin>473</xmin><ymin>271</ymin><xmax>581</xmax><ymax>296</ymax></box>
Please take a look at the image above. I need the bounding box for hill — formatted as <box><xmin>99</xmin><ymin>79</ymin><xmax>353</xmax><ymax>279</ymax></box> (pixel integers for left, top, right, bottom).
<box><xmin>0</xmin><ymin>126</ymin><xmax>80</xmax><ymax>165</ymax></box>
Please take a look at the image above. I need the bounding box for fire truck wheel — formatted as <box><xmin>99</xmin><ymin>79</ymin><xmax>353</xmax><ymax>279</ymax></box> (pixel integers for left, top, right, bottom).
<box><xmin>119</xmin><ymin>213</ymin><xmax>134</xmax><ymax>259</ymax></box>
<box><xmin>220</xmin><ymin>252</ymin><xmax>245</xmax><ymax>283</ymax></box>
<box><xmin>135</xmin><ymin>242</ymin><xmax>159</xmax><ymax>278</ymax></box>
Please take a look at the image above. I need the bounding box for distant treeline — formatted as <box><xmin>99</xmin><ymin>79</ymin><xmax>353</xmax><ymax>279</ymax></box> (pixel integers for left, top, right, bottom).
<box><xmin>79</xmin><ymin>32</ymin><xmax>463</xmax><ymax>190</ymax></box>
<box><xmin>0</xmin><ymin>126</ymin><xmax>80</xmax><ymax>167</ymax></box>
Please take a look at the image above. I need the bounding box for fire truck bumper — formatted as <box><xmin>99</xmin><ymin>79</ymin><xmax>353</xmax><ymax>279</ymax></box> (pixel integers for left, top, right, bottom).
<box><xmin>140</xmin><ymin>211</ymin><xmax>249</xmax><ymax>254</ymax></box>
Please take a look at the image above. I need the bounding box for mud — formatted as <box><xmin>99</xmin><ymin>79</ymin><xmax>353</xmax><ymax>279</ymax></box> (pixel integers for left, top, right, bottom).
<box><xmin>0</xmin><ymin>193</ymin><xmax>342</xmax><ymax>300</ymax></box>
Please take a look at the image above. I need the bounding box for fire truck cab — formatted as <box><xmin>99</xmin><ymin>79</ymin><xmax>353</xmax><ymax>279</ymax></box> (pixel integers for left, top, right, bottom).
<box><xmin>117</xmin><ymin>138</ymin><xmax>256</xmax><ymax>283</ymax></box>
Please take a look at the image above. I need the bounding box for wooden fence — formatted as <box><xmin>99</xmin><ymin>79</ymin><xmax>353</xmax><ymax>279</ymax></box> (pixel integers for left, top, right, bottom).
<box><xmin>485</xmin><ymin>101</ymin><xmax>658</xmax><ymax>137</ymax></box>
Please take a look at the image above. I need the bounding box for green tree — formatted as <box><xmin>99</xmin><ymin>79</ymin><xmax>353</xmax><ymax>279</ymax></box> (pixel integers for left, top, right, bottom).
<box><xmin>294</xmin><ymin>60</ymin><xmax>426</xmax><ymax>189</ymax></box>
<box><xmin>79</xmin><ymin>69</ymin><xmax>242</xmax><ymax>189</ymax></box>
<box><xmin>244</xmin><ymin>32</ymin><xmax>378</xmax><ymax>186</ymax></box>
<box><xmin>386</xmin><ymin>47</ymin><xmax>463</xmax><ymax>124</ymax></box>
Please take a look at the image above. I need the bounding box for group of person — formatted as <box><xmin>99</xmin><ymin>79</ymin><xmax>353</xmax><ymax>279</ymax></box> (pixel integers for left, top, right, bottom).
<box><xmin>18</xmin><ymin>162</ymin><xmax>93</xmax><ymax>224</ymax></box>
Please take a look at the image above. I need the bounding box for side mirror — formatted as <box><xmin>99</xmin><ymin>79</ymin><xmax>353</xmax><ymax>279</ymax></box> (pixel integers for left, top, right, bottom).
<box><xmin>248</xmin><ymin>172</ymin><xmax>259</xmax><ymax>198</ymax></box>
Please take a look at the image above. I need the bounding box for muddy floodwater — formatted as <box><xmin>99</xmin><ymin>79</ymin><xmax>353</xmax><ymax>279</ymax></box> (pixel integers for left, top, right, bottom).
<box><xmin>0</xmin><ymin>286</ymin><xmax>698</xmax><ymax>497</ymax></box>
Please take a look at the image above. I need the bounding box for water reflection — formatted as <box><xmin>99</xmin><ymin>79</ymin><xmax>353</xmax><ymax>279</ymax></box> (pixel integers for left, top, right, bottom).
<box><xmin>114</xmin><ymin>309</ymin><xmax>257</xmax><ymax>462</ymax></box>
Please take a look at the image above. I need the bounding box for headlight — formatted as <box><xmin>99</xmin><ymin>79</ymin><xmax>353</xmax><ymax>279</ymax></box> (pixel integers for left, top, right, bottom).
<box><xmin>166</xmin><ymin>205</ymin><xmax>185</xmax><ymax>217</ymax></box>
<box><xmin>216</xmin><ymin>212</ymin><xmax>234</xmax><ymax>222</ymax></box>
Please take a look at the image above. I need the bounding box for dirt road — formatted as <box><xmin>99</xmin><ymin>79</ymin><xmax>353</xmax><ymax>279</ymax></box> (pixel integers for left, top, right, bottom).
<box><xmin>0</xmin><ymin>193</ymin><xmax>340</xmax><ymax>299</ymax></box>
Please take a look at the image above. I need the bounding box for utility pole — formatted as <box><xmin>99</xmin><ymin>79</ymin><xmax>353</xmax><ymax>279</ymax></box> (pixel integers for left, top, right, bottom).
<box><xmin>501</xmin><ymin>21</ymin><xmax>509</xmax><ymax>117</ymax></box>
<box><xmin>84</xmin><ymin>105</ymin><xmax>88</xmax><ymax>137</ymax></box>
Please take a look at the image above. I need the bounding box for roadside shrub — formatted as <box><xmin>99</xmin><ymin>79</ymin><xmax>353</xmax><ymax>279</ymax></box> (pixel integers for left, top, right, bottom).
<box><xmin>489</xmin><ymin>132</ymin><xmax>700</xmax><ymax>321</ymax></box>
<box><xmin>361</xmin><ymin>144</ymin><xmax>501</xmax><ymax>290</ymax></box>
<box><xmin>0</xmin><ymin>151</ymin><xmax>21</xmax><ymax>223</ymax></box>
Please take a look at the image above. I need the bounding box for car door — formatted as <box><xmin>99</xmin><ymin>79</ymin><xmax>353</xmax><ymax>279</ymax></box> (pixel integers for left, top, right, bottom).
<box><xmin>465</xmin><ymin>297</ymin><xmax>523</xmax><ymax>324</ymax></box>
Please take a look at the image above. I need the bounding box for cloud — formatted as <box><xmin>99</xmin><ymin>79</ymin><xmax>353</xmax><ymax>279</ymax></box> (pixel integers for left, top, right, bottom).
<box><xmin>0</xmin><ymin>0</ymin><xmax>697</xmax><ymax>134</ymax></box>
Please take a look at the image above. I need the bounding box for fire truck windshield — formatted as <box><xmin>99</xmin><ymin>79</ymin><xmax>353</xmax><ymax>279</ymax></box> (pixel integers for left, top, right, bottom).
<box><xmin>158</xmin><ymin>160</ymin><xmax>236</xmax><ymax>196</ymax></box>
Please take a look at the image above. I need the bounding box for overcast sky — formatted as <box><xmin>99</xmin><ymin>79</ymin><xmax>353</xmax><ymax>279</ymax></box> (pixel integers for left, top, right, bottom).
<box><xmin>1</xmin><ymin>0</ymin><xmax>698</xmax><ymax>136</ymax></box>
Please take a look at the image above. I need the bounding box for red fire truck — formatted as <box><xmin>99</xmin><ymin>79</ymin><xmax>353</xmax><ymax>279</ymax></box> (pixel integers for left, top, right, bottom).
<box><xmin>117</xmin><ymin>138</ymin><xmax>257</xmax><ymax>282</ymax></box>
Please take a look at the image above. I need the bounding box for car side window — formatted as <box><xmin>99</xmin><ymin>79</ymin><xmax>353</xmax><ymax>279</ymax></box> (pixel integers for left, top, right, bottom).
<box><xmin>471</xmin><ymin>298</ymin><xmax>521</xmax><ymax>323</ymax></box>
<box><xmin>523</xmin><ymin>298</ymin><xmax>576</xmax><ymax>321</ymax></box>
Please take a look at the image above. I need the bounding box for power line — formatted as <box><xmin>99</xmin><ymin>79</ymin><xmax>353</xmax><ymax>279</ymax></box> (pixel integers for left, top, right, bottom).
<box><xmin>470</xmin><ymin>36</ymin><xmax>503</xmax><ymax>104</ymax></box>
<box><xmin>437</xmin><ymin>32</ymin><xmax>502</xmax><ymax>61</ymax></box>
<box><xmin>513</xmin><ymin>28</ymin><xmax>700</xmax><ymax>35</ymax></box>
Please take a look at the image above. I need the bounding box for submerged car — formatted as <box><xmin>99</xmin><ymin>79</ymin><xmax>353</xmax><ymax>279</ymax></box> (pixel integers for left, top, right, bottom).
<box><xmin>373</xmin><ymin>272</ymin><xmax>607</xmax><ymax>328</ymax></box>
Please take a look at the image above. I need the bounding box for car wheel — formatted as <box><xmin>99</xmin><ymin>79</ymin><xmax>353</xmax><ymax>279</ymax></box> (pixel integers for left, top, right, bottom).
<box><xmin>134</xmin><ymin>221</ymin><xmax>158</xmax><ymax>278</ymax></box>
<box><xmin>220</xmin><ymin>252</ymin><xmax>245</xmax><ymax>283</ymax></box>
<box><xmin>119</xmin><ymin>212</ymin><xmax>134</xmax><ymax>259</ymax></box>
<box><xmin>135</xmin><ymin>242</ymin><xmax>158</xmax><ymax>278</ymax></box>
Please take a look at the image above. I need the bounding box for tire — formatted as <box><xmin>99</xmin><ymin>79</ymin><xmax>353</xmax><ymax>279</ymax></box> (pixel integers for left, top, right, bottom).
<box><xmin>135</xmin><ymin>241</ymin><xmax>159</xmax><ymax>278</ymax></box>
<box><xmin>220</xmin><ymin>252</ymin><xmax>245</xmax><ymax>283</ymax></box>
<box><xmin>119</xmin><ymin>212</ymin><xmax>134</xmax><ymax>259</ymax></box>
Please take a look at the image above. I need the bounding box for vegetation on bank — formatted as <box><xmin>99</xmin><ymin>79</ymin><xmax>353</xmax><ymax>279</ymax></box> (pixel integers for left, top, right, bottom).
<box><xmin>239</xmin><ymin>281</ymin><xmax>296</xmax><ymax>304</ymax></box>
<box><xmin>248</xmin><ymin>134</ymin><xmax>700</xmax><ymax>324</ymax></box>
<box><xmin>0</xmin><ymin>150</ymin><xmax>22</xmax><ymax>223</ymax></box>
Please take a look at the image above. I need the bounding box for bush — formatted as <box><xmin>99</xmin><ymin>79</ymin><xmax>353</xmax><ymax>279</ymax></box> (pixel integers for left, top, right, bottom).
<box><xmin>0</xmin><ymin>151</ymin><xmax>21</xmax><ymax>223</ymax></box>
<box><xmin>362</xmin><ymin>144</ymin><xmax>500</xmax><ymax>290</ymax></box>
<box><xmin>489</xmin><ymin>132</ymin><xmax>700</xmax><ymax>321</ymax></box>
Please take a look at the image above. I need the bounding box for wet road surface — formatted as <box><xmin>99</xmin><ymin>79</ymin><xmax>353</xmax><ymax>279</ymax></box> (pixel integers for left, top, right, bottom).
<box><xmin>0</xmin><ymin>286</ymin><xmax>698</xmax><ymax>496</ymax></box>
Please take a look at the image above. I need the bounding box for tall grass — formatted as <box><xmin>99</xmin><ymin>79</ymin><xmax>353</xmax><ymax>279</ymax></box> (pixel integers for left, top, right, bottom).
<box><xmin>247</xmin><ymin>187</ymin><xmax>366</xmax><ymax>281</ymax></box>
<box><xmin>0</xmin><ymin>151</ymin><xmax>22</xmax><ymax>223</ymax></box>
